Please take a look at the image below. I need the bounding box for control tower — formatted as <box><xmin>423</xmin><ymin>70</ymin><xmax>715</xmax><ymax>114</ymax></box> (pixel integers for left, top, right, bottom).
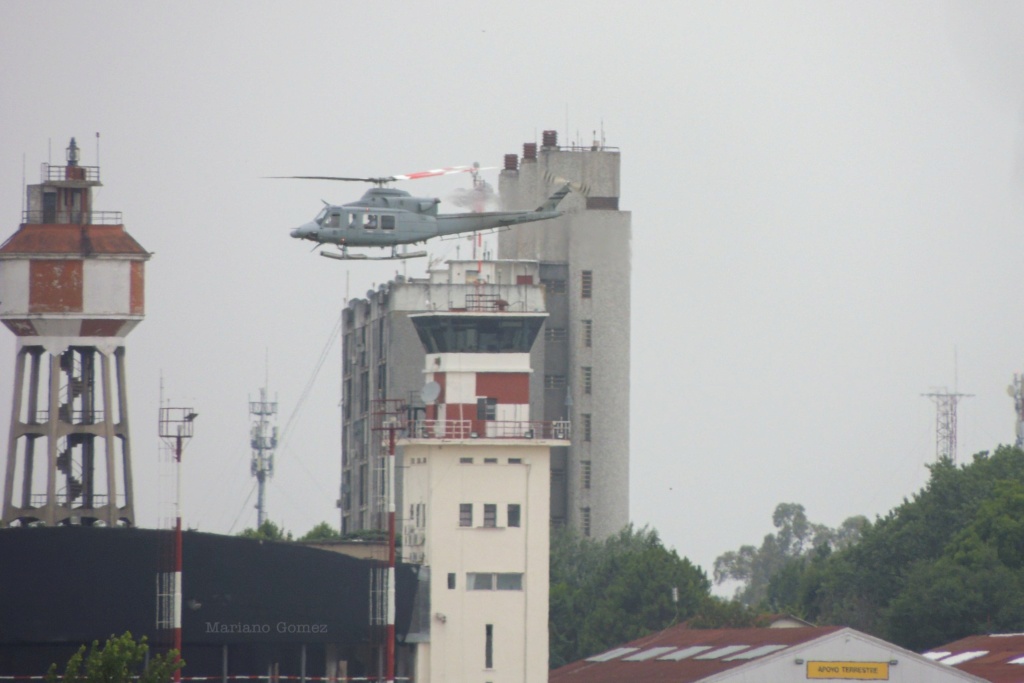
<box><xmin>1</xmin><ymin>138</ymin><xmax>150</xmax><ymax>527</ymax></box>
<box><xmin>398</xmin><ymin>298</ymin><xmax>569</xmax><ymax>683</ymax></box>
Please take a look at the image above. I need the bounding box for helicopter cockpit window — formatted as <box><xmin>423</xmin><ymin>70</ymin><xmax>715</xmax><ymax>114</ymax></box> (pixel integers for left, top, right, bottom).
<box><xmin>315</xmin><ymin>207</ymin><xmax>329</xmax><ymax>225</ymax></box>
<box><xmin>325</xmin><ymin>212</ymin><xmax>341</xmax><ymax>228</ymax></box>
<box><xmin>365</xmin><ymin>214</ymin><xmax>378</xmax><ymax>230</ymax></box>
<box><xmin>381</xmin><ymin>215</ymin><xmax>395</xmax><ymax>230</ymax></box>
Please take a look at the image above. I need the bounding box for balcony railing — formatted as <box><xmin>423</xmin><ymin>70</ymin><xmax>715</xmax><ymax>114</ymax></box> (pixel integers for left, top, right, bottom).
<box><xmin>407</xmin><ymin>419</ymin><xmax>570</xmax><ymax>440</ymax></box>
<box><xmin>22</xmin><ymin>209</ymin><xmax>123</xmax><ymax>225</ymax></box>
<box><xmin>42</xmin><ymin>163</ymin><xmax>100</xmax><ymax>183</ymax></box>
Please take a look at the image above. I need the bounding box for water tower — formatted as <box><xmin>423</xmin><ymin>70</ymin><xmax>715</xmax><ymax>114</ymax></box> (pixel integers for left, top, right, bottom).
<box><xmin>0</xmin><ymin>137</ymin><xmax>150</xmax><ymax>527</ymax></box>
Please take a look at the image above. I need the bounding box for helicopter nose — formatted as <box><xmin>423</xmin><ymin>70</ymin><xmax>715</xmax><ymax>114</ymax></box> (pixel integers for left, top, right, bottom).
<box><xmin>290</xmin><ymin>222</ymin><xmax>314</xmax><ymax>240</ymax></box>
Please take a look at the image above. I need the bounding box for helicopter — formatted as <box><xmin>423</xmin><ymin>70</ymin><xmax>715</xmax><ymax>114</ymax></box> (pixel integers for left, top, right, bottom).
<box><xmin>277</xmin><ymin>165</ymin><xmax>571</xmax><ymax>260</ymax></box>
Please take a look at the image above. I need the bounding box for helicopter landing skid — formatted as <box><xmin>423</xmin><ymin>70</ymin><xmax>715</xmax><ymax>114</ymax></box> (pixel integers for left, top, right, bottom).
<box><xmin>320</xmin><ymin>249</ymin><xmax>428</xmax><ymax>261</ymax></box>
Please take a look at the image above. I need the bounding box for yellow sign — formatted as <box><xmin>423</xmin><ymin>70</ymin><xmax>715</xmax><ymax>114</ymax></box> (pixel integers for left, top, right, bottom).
<box><xmin>807</xmin><ymin>661</ymin><xmax>889</xmax><ymax>680</ymax></box>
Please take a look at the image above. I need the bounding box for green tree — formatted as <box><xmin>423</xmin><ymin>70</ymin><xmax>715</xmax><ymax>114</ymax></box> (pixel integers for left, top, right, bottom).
<box><xmin>713</xmin><ymin>502</ymin><xmax>865</xmax><ymax>607</ymax></box>
<box><xmin>549</xmin><ymin>525</ymin><xmax>710</xmax><ymax>668</ymax></box>
<box><xmin>785</xmin><ymin>446</ymin><xmax>1024</xmax><ymax>649</ymax></box>
<box><xmin>237</xmin><ymin>520</ymin><xmax>292</xmax><ymax>541</ymax></box>
<box><xmin>299</xmin><ymin>521</ymin><xmax>341</xmax><ymax>542</ymax></box>
<box><xmin>46</xmin><ymin>632</ymin><xmax>181</xmax><ymax>683</ymax></box>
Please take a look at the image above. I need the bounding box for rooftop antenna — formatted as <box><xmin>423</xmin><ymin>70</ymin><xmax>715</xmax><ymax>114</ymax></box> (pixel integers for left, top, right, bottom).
<box><xmin>249</xmin><ymin>355</ymin><xmax>278</xmax><ymax>527</ymax></box>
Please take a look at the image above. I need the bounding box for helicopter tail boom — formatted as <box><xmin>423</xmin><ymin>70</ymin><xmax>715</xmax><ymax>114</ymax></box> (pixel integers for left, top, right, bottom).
<box><xmin>536</xmin><ymin>183</ymin><xmax>572</xmax><ymax>212</ymax></box>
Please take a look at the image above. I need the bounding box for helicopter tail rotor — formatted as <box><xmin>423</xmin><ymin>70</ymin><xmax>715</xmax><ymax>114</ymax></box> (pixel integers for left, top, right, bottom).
<box><xmin>542</xmin><ymin>171</ymin><xmax>592</xmax><ymax>197</ymax></box>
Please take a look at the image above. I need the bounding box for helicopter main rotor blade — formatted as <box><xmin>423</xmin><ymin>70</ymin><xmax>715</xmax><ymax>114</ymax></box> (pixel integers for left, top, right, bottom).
<box><xmin>264</xmin><ymin>175</ymin><xmax>391</xmax><ymax>183</ymax></box>
<box><xmin>266</xmin><ymin>164</ymin><xmax>497</xmax><ymax>185</ymax></box>
<box><xmin>391</xmin><ymin>166</ymin><xmax>477</xmax><ymax>181</ymax></box>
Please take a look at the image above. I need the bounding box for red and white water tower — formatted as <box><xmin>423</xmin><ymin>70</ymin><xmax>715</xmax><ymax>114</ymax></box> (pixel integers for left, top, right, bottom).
<box><xmin>0</xmin><ymin>137</ymin><xmax>150</xmax><ymax>527</ymax></box>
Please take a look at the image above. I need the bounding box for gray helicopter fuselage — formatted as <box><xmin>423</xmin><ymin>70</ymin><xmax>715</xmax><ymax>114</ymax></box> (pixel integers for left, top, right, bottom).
<box><xmin>289</xmin><ymin>184</ymin><xmax>570</xmax><ymax>250</ymax></box>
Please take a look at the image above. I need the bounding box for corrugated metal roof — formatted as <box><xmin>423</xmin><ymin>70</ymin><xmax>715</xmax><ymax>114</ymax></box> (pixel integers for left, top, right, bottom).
<box><xmin>930</xmin><ymin>634</ymin><xmax>1024</xmax><ymax>683</ymax></box>
<box><xmin>551</xmin><ymin>625</ymin><xmax>843</xmax><ymax>683</ymax></box>
<box><xmin>0</xmin><ymin>224</ymin><xmax>148</xmax><ymax>256</ymax></box>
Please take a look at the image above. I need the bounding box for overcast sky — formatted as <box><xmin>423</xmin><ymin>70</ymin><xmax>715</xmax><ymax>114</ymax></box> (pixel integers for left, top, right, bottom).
<box><xmin>3</xmin><ymin>1</ymin><xmax>1024</xmax><ymax>585</ymax></box>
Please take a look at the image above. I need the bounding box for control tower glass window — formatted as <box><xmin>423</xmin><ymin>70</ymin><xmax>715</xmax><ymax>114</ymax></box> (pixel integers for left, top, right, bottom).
<box><xmin>412</xmin><ymin>316</ymin><xmax>545</xmax><ymax>353</ymax></box>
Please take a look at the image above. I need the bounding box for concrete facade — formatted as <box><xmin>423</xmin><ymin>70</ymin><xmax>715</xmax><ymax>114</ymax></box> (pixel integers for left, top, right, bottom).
<box><xmin>497</xmin><ymin>134</ymin><xmax>631</xmax><ymax>539</ymax></box>
<box><xmin>401</xmin><ymin>441</ymin><xmax>552</xmax><ymax>683</ymax></box>
<box><xmin>397</xmin><ymin>306</ymin><xmax>564</xmax><ymax>683</ymax></box>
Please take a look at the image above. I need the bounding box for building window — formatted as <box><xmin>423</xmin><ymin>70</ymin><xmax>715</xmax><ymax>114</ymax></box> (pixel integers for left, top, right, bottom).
<box><xmin>508</xmin><ymin>458</ymin><xmax>522</xmax><ymax>464</ymax></box>
<box><xmin>359</xmin><ymin>464</ymin><xmax>367</xmax><ymax>506</ymax></box>
<box><xmin>359</xmin><ymin>371</ymin><xmax>369</xmax><ymax>412</ymax></box>
<box><xmin>468</xmin><ymin>573</ymin><xmax>494</xmax><ymax>590</ymax></box>
<box><xmin>543</xmin><ymin>278</ymin><xmax>566</xmax><ymax>294</ymax></box>
<box><xmin>508</xmin><ymin>504</ymin><xmax>521</xmax><ymax>527</ymax></box>
<box><xmin>545</xmin><ymin>327</ymin><xmax>567</xmax><ymax>342</ymax></box>
<box><xmin>485</xmin><ymin>624</ymin><xmax>494</xmax><ymax>669</ymax></box>
<box><xmin>460</xmin><ymin>503</ymin><xmax>472</xmax><ymax>527</ymax></box>
<box><xmin>583</xmin><ymin>413</ymin><xmax>592</xmax><ymax>441</ymax></box>
<box><xmin>477</xmin><ymin>397</ymin><xmax>497</xmax><ymax>421</ymax></box>
<box><xmin>484</xmin><ymin>504</ymin><xmax>497</xmax><ymax>528</ymax></box>
<box><xmin>484</xmin><ymin>458</ymin><xmax>498</xmax><ymax>464</ymax></box>
<box><xmin>469</xmin><ymin>573</ymin><xmax>523</xmax><ymax>591</ymax></box>
<box><xmin>448</xmin><ymin>573</ymin><xmax>456</xmax><ymax>589</ymax></box>
<box><xmin>496</xmin><ymin>574</ymin><xmax>522</xmax><ymax>590</ymax></box>
<box><xmin>581</xmin><ymin>507</ymin><xmax>591</xmax><ymax>537</ymax></box>
<box><xmin>582</xmin><ymin>366</ymin><xmax>592</xmax><ymax>394</ymax></box>
<box><xmin>583</xmin><ymin>320</ymin><xmax>593</xmax><ymax>347</ymax></box>
<box><xmin>581</xmin><ymin>461</ymin><xmax>592</xmax><ymax>489</ymax></box>
<box><xmin>460</xmin><ymin>457</ymin><xmax>474</xmax><ymax>464</ymax></box>
<box><xmin>544</xmin><ymin>374</ymin><xmax>567</xmax><ymax>389</ymax></box>
<box><xmin>581</xmin><ymin>270</ymin><xmax>593</xmax><ymax>298</ymax></box>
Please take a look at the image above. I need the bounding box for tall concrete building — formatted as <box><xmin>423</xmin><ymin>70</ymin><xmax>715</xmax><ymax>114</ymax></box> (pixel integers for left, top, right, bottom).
<box><xmin>496</xmin><ymin>130</ymin><xmax>631</xmax><ymax>539</ymax></box>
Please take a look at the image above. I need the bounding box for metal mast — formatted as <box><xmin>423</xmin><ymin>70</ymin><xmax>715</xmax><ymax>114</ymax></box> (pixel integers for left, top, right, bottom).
<box><xmin>922</xmin><ymin>389</ymin><xmax>972</xmax><ymax>463</ymax></box>
<box><xmin>249</xmin><ymin>385</ymin><xmax>278</xmax><ymax>528</ymax></box>
<box><xmin>157</xmin><ymin>406</ymin><xmax>196</xmax><ymax>683</ymax></box>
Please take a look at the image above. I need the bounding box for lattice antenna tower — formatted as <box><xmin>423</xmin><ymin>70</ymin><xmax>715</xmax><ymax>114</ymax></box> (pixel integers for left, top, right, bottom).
<box><xmin>922</xmin><ymin>388</ymin><xmax>972</xmax><ymax>463</ymax></box>
<box><xmin>249</xmin><ymin>378</ymin><xmax>278</xmax><ymax>528</ymax></box>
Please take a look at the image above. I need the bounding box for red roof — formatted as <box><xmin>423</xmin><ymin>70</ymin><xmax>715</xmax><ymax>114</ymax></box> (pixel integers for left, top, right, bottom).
<box><xmin>0</xmin><ymin>224</ymin><xmax>148</xmax><ymax>256</ymax></box>
<box><xmin>550</xmin><ymin>625</ymin><xmax>843</xmax><ymax>683</ymax></box>
<box><xmin>927</xmin><ymin>634</ymin><xmax>1024</xmax><ymax>683</ymax></box>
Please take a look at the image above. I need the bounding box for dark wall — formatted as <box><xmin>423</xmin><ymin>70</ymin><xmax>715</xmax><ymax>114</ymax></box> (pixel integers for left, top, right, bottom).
<box><xmin>0</xmin><ymin>527</ymin><xmax>417</xmax><ymax>676</ymax></box>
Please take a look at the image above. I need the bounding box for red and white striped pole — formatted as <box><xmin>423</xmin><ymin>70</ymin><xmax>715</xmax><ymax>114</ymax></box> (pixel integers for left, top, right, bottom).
<box><xmin>386</xmin><ymin>425</ymin><xmax>396</xmax><ymax>683</ymax></box>
<box><xmin>174</xmin><ymin>432</ymin><xmax>184</xmax><ymax>683</ymax></box>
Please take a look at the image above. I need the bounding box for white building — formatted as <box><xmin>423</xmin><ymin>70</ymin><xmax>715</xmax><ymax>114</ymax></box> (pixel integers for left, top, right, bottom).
<box><xmin>398</xmin><ymin>304</ymin><xmax>568</xmax><ymax>683</ymax></box>
<box><xmin>553</xmin><ymin>625</ymin><xmax>986</xmax><ymax>683</ymax></box>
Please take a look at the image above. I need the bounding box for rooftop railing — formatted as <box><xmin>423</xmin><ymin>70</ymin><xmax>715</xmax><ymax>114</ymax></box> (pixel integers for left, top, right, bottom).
<box><xmin>42</xmin><ymin>163</ymin><xmax>100</xmax><ymax>183</ymax></box>
<box><xmin>407</xmin><ymin>419</ymin><xmax>570</xmax><ymax>441</ymax></box>
<box><xmin>22</xmin><ymin>209</ymin><xmax>123</xmax><ymax>225</ymax></box>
